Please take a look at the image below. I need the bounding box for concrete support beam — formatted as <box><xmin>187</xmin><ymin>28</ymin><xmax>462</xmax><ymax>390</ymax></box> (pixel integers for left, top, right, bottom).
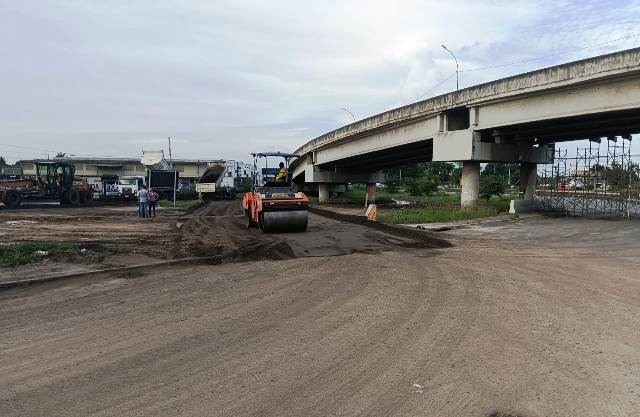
<box><xmin>366</xmin><ymin>183</ymin><xmax>377</xmax><ymax>203</ymax></box>
<box><xmin>300</xmin><ymin>161</ymin><xmax>385</xmax><ymax>184</ymax></box>
<box><xmin>461</xmin><ymin>161</ymin><xmax>480</xmax><ymax>209</ymax></box>
<box><xmin>318</xmin><ymin>183</ymin><xmax>330</xmax><ymax>203</ymax></box>
<box><xmin>520</xmin><ymin>162</ymin><xmax>537</xmax><ymax>200</ymax></box>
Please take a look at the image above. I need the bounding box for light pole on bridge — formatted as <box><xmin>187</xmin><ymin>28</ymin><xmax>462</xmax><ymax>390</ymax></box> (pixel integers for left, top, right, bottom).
<box><xmin>441</xmin><ymin>44</ymin><xmax>459</xmax><ymax>91</ymax></box>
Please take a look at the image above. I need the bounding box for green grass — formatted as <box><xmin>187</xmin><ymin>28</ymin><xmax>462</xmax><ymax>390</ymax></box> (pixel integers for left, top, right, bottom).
<box><xmin>313</xmin><ymin>185</ymin><xmax>514</xmax><ymax>218</ymax></box>
<box><xmin>377</xmin><ymin>196</ymin><xmax>512</xmax><ymax>224</ymax></box>
<box><xmin>378</xmin><ymin>207</ymin><xmax>501</xmax><ymax>224</ymax></box>
<box><xmin>0</xmin><ymin>242</ymin><xmax>78</xmax><ymax>267</ymax></box>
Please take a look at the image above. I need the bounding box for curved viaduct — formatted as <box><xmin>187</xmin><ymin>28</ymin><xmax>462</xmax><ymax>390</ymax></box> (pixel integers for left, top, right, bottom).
<box><xmin>290</xmin><ymin>47</ymin><xmax>640</xmax><ymax>207</ymax></box>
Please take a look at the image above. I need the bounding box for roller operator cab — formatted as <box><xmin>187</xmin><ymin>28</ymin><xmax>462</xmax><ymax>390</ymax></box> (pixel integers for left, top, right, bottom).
<box><xmin>242</xmin><ymin>152</ymin><xmax>309</xmax><ymax>233</ymax></box>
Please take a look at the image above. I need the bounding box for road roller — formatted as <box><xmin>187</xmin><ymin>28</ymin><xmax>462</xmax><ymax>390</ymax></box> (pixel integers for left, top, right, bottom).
<box><xmin>242</xmin><ymin>152</ymin><xmax>309</xmax><ymax>233</ymax></box>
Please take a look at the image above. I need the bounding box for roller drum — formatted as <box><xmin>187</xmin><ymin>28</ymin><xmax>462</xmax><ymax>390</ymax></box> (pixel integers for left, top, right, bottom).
<box><xmin>261</xmin><ymin>210</ymin><xmax>308</xmax><ymax>233</ymax></box>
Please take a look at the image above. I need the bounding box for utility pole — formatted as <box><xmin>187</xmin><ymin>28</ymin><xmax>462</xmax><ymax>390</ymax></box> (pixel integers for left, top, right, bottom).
<box><xmin>441</xmin><ymin>44</ymin><xmax>459</xmax><ymax>90</ymax></box>
<box><xmin>168</xmin><ymin>137</ymin><xmax>173</xmax><ymax>168</ymax></box>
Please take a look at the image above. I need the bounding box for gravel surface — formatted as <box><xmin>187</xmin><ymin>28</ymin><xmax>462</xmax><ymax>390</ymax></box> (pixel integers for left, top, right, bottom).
<box><xmin>1</xmin><ymin>206</ymin><xmax>640</xmax><ymax>416</ymax></box>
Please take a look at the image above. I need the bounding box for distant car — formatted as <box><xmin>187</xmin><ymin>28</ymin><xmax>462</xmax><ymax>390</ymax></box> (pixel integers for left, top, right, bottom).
<box><xmin>556</xmin><ymin>183</ymin><xmax>576</xmax><ymax>191</ymax></box>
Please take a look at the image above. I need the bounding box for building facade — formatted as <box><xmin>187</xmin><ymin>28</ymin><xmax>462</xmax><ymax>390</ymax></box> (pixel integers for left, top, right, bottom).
<box><xmin>16</xmin><ymin>157</ymin><xmax>253</xmax><ymax>195</ymax></box>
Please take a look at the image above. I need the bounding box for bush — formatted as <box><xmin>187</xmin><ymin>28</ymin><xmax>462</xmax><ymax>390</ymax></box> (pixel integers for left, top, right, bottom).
<box><xmin>487</xmin><ymin>195</ymin><xmax>511</xmax><ymax>212</ymax></box>
<box><xmin>236</xmin><ymin>179</ymin><xmax>252</xmax><ymax>193</ymax></box>
<box><xmin>385</xmin><ymin>178</ymin><xmax>401</xmax><ymax>193</ymax></box>
<box><xmin>404</xmin><ymin>176</ymin><xmax>439</xmax><ymax>196</ymax></box>
<box><xmin>480</xmin><ymin>175</ymin><xmax>505</xmax><ymax>200</ymax></box>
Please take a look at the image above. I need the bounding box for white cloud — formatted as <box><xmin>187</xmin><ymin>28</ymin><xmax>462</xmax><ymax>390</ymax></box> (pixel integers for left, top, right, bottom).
<box><xmin>0</xmin><ymin>0</ymin><xmax>638</xmax><ymax>162</ymax></box>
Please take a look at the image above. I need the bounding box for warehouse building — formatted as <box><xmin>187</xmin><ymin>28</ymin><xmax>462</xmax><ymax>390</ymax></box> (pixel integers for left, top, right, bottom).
<box><xmin>16</xmin><ymin>156</ymin><xmax>254</xmax><ymax>196</ymax></box>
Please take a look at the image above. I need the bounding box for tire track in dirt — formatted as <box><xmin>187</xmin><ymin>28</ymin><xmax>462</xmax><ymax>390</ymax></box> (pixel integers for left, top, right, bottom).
<box><xmin>176</xmin><ymin>201</ymin><xmax>449</xmax><ymax>263</ymax></box>
<box><xmin>176</xmin><ymin>201</ymin><xmax>295</xmax><ymax>261</ymax></box>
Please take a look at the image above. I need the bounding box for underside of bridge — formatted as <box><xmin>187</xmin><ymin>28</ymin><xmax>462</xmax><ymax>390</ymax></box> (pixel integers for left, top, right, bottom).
<box><xmin>317</xmin><ymin>139</ymin><xmax>433</xmax><ymax>172</ymax></box>
<box><xmin>478</xmin><ymin>108</ymin><xmax>640</xmax><ymax>145</ymax></box>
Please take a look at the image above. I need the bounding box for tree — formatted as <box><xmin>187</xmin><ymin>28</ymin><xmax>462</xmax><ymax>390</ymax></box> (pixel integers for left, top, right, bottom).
<box><xmin>399</xmin><ymin>162</ymin><xmax>428</xmax><ymax>178</ymax></box>
<box><xmin>424</xmin><ymin>162</ymin><xmax>456</xmax><ymax>185</ymax></box>
<box><xmin>55</xmin><ymin>152</ymin><xmax>66</xmax><ymax>158</ymax></box>
<box><xmin>385</xmin><ymin>177</ymin><xmax>401</xmax><ymax>193</ymax></box>
<box><xmin>236</xmin><ymin>178</ymin><xmax>252</xmax><ymax>193</ymax></box>
<box><xmin>404</xmin><ymin>175</ymin><xmax>439</xmax><ymax>196</ymax></box>
<box><xmin>482</xmin><ymin>162</ymin><xmax>520</xmax><ymax>187</ymax></box>
<box><xmin>480</xmin><ymin>175</ymin><xmax>506</xmax><ymax>200</ymax></box>
<box><xmin>0</xmin><ymin>156</ymin><xmax>6</xmax><ymax>166</ymax></box>
<box><xmin>451</xmin><ymin>165</ymin><xmax>463</xmax><ymax>187</ymax></box>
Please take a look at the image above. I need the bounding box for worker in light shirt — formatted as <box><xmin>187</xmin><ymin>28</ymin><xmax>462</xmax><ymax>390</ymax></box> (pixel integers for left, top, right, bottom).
<box><xmin>138</xmin><ymin>186</ymin><xmax>149</xmax><ymax>218</ymax></box>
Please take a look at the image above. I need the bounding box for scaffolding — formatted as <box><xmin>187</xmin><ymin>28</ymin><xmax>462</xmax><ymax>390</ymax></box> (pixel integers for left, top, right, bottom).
<box><xmin>536</xmin><ymin>137</ymin><xmax>639</xmax><ymax>218</ymax></box>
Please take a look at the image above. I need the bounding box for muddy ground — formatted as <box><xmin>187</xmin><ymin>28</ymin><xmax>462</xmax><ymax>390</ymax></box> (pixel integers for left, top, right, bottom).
<box><xmin>1</xmin><ymin>202</ymin><xmax>640</xmax><ymax>416</ymax></box>
<box><xmin>0</xmin><ymin>201</ymin><xmax>446</xmax><ymax>282</ymax></box>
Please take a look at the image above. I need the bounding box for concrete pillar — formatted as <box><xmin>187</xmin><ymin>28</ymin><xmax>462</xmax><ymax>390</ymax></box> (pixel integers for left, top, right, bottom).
<box><xmin>461</xmin><ymin>161</ymin><xmax>480</xmax><ymax>209</ymax></box>
<box><xmin>520</xmin><ymin>162</ymin><xmax>537</xmax><ymax>200</ymax></box>
<box><xmin>318</xmin><ymin>183</ymin><xmax>330</xmax><ymax>203</ymax></box>
<box><xmin>366</xmin><ymin>183</ymin><xmax>376</xmax><ymax>203</ymax></box>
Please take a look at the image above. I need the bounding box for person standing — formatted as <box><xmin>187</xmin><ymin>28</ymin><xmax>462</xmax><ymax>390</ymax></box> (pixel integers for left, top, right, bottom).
<box><xmin>148</xmin><ymin>188</ymin><xmax>159</xmax><ymax>217</ymax></box>
<box><xmin>138</xmin><ymin>186</ymin><xmax>149</xmax><ymax>218</ymax></box>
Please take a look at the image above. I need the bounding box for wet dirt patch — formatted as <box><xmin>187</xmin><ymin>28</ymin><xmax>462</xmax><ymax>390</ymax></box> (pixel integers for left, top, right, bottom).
<box><xmin>176</xmin><ymin>201</ymin><xmax>451</xmax><ymax>264</ymax></box>
<box><xmin>309</xmin><ymin>206</ymin><xmax>452</xmax><ymax>249</ymax></box>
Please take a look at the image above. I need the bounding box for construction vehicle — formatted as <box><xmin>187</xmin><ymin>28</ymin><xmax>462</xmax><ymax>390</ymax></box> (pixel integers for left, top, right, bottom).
<box><xmin>242</xmin><ymin>152</ymin><xmax>309</xmax><ymax>233</ymax></box>
<box><xmin>117</xmin><ymin>176</ymin><xmax>146</xmax><ymax>201</ymax></box>
<box><xmin>0</xmin><ymin>162</ymin><xmax>93</xmax><ymax>208</ymax></box>
<box><xmin>196</xmin><ymin>162</ymin><xmax>236</xmax><ymax>200</ymax></box>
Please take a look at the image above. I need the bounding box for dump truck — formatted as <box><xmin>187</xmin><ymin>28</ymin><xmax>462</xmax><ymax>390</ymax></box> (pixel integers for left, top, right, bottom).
<box><xmin>0</xmin><ymin>162</ymin><xmax>93</xmax><ymax>208</ymax></box>
<box><xmin>242</xmin><ymin>152</ymin><xmax>309</xmax><ymax>233</ymax></box>
<box><xmin>196</xmin><ymin>162</ymin><xmax>236</xmax><ymax>200</ymax></box>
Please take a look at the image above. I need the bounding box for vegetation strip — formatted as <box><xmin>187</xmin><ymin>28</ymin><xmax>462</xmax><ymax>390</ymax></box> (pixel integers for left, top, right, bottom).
<box><xmin>0</xmin><ymin>242</ymin><xmax>77</xmax><ymax>267</ymax></box>
<box><xmin>378</xmin><ymin>206</ymin><xmax>503</xmax><ymax>224</ymax></box>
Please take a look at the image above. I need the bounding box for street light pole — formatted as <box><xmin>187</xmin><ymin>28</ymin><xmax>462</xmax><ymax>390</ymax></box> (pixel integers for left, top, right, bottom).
<box><xmin>441</xmin><ymin>44</ymin><xmax>459</xmax><ymax>90</ymax></box>
<box><xmin>341</xmin><ymin>107</ymin><xmax>356</xmax><ymax>122</ymax></box>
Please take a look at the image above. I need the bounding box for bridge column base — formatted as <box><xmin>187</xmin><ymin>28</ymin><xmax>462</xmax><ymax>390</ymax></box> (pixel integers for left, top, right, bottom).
<box><xmin>461</xmin><ymin>161</ymin><xmax>480</xmax><ymax>209</ymax></box>
<box><xmin>318</xmin><ymin>183</ymin><xmax>330</xmax><ymax>203</ymax></box>
<box><xmin>520</xmin><ymin>162</ymin><xmax>537</xmax><ymax>200</ymax></box>
<box><xmin>366</xmin><ymin>183</ymin><xmax>376</xmax><ymax>203</ymax></box>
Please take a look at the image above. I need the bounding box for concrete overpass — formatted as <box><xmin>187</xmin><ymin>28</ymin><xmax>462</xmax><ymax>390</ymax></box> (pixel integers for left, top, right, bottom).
<box><xmin>290</xmin><ymin>47</ymin><xmax>640</xmax><ymax>207</ymax></box>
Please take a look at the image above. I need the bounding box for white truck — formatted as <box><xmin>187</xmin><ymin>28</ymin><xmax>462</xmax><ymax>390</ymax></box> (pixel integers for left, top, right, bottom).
<box><xmin>196</xmin><ymin>163</ymin><xmax>235</xmax><ymax>200</ymax></box>
<box><xmin>117</xmin><ymin>176</ymin><xmax>146</xmax><ymax>201</ymax></box>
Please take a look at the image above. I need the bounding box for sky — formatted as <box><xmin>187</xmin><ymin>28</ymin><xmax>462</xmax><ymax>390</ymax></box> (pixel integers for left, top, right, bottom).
<box><xmin>1</xmin><ymin>0</ymin><xmax>639</xmax><ymax>163</ymax></box>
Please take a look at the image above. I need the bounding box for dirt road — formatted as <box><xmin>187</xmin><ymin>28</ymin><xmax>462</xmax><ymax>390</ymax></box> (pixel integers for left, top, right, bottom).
<box><xmin>0</xmin><ymin>201</ymin><xmax>446</xmax><ymax>283</ymax></box>
<box><xmin>177</xmin><ymin>201</ymin><xmax>446</xmax><ymax>260</ymax></box>
<box><xmin>1</xmin><ymin>208</ymin><xmax>640</xmax><ymax>416</ymax></box>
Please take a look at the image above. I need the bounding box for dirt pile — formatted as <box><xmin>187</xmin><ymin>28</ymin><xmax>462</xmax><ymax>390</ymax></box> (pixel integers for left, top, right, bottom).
<box><xmin>177</xmin><ymin>201</ymin><xmax>297</xmax><ymax>261</ymax></box>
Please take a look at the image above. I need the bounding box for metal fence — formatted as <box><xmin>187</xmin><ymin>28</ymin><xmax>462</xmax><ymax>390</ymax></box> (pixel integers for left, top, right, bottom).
<box><xmin>536</xmin><ymin>137</ymin><xmax>640</xmax><ymax>218</ymax></box>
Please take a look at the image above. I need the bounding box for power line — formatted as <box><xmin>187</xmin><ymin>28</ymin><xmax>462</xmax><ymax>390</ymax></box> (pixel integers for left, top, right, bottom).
<box><xmin>413</xmin><ymin>72</ymin><xmax>457</xmax><ymax>101</ymax></box>
<box><xmin>460</xmin><ymin>32</ymin><xmax>640</xmax><ymax>73</ymax></box>
<box><xmin>409</xmin><ymin>34</ymin><xmax>640</xmax><ymax>103</ymax></box>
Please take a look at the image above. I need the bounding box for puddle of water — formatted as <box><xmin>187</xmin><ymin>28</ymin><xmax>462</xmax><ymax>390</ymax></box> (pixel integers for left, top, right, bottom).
<box><xmin>5</xmin><ymin>220</ymin><xmax>38</xmax><ymax>225</ymax></box>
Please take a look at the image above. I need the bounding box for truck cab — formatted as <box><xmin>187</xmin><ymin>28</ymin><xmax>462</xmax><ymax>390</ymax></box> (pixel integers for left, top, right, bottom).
<box><xmin>117</xmin><ymin>176</ymin><xmax>146</xmax><ymax>201</ymax></box>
